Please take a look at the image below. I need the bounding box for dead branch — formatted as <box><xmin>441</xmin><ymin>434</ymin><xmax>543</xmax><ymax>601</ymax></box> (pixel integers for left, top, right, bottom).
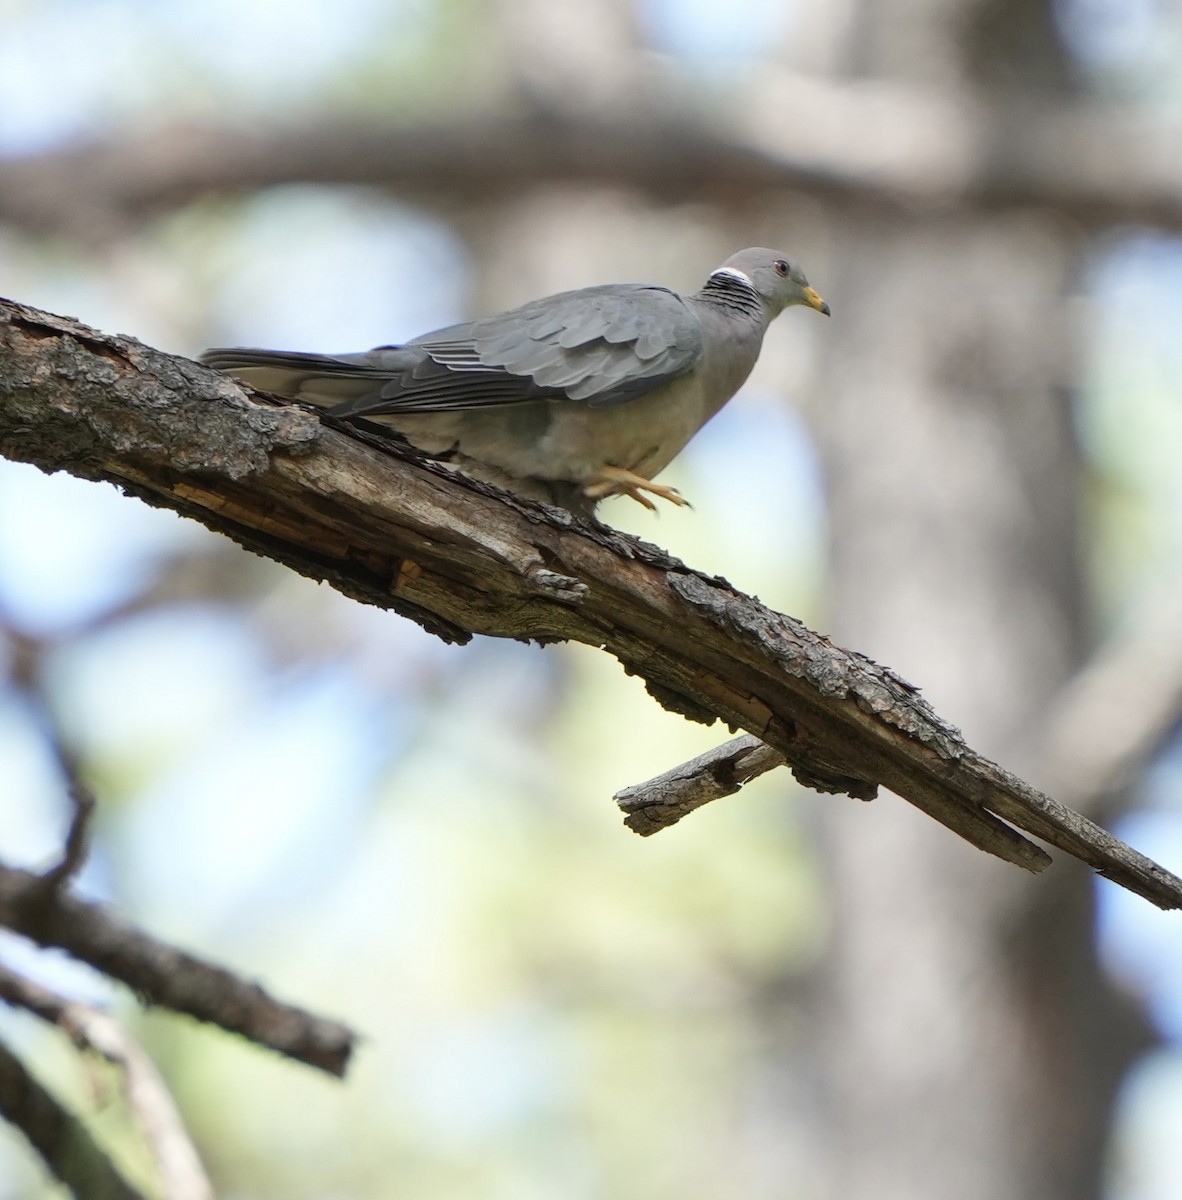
<box><xmin>1</xmin><ymin>295</ymin><xmax>1181</xmax><ymax>908</ymax></box>
<box><xmin>0</xmin><ymin>964</ymin><xmax>214</xmax><ymax>1200</ymax></box>
<box><xmin>0</xmin><ymin>1033</ymin><xmax>148</xmax><ymax>1200</ymax></box>
<box><xmin>615</xmin><ymin>734</ymin><xmax>786</xmax><ymax>833</ymax></box>
<box><xmin>0</xmin><ymin>611</ymin><xmax>355</xmax><ymax>1075</ymax></box>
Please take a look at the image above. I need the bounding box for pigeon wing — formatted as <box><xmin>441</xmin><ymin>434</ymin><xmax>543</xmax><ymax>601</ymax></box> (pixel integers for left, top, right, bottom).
<box><xmin>203</xmin><ymin>284</ymin><xmax>703</xmax><ymax>417</ymax></box>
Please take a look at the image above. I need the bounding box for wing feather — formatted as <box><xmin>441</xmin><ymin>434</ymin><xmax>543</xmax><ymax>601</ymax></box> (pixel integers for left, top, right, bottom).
<box><xmin>204</xmin><ymin>281</ymin><xmax>703</xmax><ymax>419</ymax></box>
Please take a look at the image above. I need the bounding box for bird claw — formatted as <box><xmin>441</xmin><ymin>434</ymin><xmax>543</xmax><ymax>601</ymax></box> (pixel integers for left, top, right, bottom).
<box><xmin>583</xmin><ymin>466</ymin><xmax>691</xmax><ymax>511</ymax></box>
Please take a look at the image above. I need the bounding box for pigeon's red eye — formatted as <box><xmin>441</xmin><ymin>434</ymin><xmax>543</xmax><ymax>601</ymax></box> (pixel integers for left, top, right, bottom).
<box><xmin>774</xmin><ymin>259</ymin><xmax>790</xmax><ymax>277</ymax></box>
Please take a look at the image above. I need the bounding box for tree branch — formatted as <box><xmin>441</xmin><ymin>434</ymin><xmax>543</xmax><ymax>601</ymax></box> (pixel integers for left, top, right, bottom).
<box><xmin>615</xmin><ymin>734</ymin><xmax>786</xmax><ymax>833</ymax></box>
<box><xmin>2</xmin><ymin>78</ymin><xmax>1181</xmax><ymax>238</ymax></box>
<box><xmin>0</xmin><ymin>1034</ymin><xmax>148</xmax><ymax>1200</ymax></box>
<box><xmin>4</xmin><ymin>624</ymin><xmax>98</xmax><ymax>886</ymax></box>
<box><xmin>0</xmin><ymin>864</ymin><xmax>356</xmax><ymax>1076</ymax></box>
<box><xmin>0</xmin><ymin>964</ymin><xmax>214</xmax><ymax>1200</ymax></box>
<box><xmin>2</xmin><ymin>296</ymin><xmax>1181</xmax><ymax>907</ymax></box>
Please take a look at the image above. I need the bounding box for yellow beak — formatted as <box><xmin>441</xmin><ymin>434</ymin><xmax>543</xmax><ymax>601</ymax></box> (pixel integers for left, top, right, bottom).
<box><xmin>803</xmin><ymin>287</ymin><xmax>831</xmax><ymax>316</ymax></box>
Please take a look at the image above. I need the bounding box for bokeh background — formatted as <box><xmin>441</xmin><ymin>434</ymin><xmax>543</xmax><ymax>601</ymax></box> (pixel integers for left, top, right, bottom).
<box><xmin>4</xmin><ymin>1</ymin><xmax>1182</xmax><ymax>1197</ymax></box>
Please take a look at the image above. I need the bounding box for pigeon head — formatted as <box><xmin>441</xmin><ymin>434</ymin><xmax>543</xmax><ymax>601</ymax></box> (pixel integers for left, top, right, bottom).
<box><xmin>713</xmin><ymin>247</ymin><xmax>830</xmax><ymax>318</ymax></box>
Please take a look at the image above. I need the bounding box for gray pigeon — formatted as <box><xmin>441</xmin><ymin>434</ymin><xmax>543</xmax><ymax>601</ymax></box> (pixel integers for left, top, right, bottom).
<box><xmin>201</xmin><ymin>248</ymin><xmax>828</xmax><ymax>514</ymax></box>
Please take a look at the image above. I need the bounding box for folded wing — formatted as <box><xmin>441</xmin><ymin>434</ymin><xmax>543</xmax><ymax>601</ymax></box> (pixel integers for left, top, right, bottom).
<box><xmin>201</xmin><ymin>283</ymin><xmax>703</xmax><ymax>416</ymax></box>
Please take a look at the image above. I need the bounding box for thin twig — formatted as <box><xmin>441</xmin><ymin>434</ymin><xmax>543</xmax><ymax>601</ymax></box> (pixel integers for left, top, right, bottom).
<box><xmin>42</xmin><ymin>786</ymin><xmax>97</xmax><ymax>888</ymax></box>
<box><xmin>82</xmin><ymin>1013</ymin><xmax>214</xmax><ymax>1200</ymax></box>
<box><xmin>0</xmin><ymin>1033</ymin><xmax>148</xmax><ymax>1200</ymax></box>
<box><xmin>0</xmin><ymin>963</ymin><xmax>72</xmax><ymax>1024</ymax></box>
<box><xmin>0</xmin><ymin>964</ymin><xmax>214</xmax><ymax>1200</ymax></box>
<box><xmin>1</xmin><ymin>622</ymin><xmax>97</xmax><ymax>886</ymax></box>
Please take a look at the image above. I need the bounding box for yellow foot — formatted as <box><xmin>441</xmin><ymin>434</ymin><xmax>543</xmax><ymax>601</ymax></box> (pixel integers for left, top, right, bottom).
<box><xmin>582</xmin><ymin>465</ymin><xmax>691</xmax><ymax>511</ymax></box>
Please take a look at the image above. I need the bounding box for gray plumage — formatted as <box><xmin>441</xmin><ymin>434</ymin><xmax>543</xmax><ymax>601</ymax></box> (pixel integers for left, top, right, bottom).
<box><xmin>201</xmin><ymin>247</ymin><xmax>829</xmax><ymax>513</ymax></box>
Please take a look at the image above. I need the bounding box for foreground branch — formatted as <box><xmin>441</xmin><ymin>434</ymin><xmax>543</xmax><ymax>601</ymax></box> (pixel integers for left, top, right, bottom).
<box><xmin>0</xmin><ymin>1035</ymin><xmax>147</xmax><ymax>1200</ymax></box>
<box><xmin>2</xmin><ymin>296</ymin><xmax>1181</xmax><ymax>908</ymax></box>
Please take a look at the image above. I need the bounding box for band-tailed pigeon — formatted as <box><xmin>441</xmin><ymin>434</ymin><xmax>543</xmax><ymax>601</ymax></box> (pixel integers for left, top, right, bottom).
<box><xmin>201</xmin><ymin>248</ymin><xmax>828</xmax><ymax>513</ymax></box>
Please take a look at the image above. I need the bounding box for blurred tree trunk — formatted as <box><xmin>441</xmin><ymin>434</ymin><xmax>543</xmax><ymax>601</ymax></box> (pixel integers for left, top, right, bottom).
<box><xmin>804</xmin><ymin>1</ymin><xmax>1148</xmax><ymax>1198</ymax></box>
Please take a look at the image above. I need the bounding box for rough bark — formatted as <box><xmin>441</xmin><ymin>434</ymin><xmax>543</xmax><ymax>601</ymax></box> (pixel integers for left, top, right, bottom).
<box><xmin>2</xmin><ymin>296</ymin><xmax>1178</xmax><ymax>910</ymax></box>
